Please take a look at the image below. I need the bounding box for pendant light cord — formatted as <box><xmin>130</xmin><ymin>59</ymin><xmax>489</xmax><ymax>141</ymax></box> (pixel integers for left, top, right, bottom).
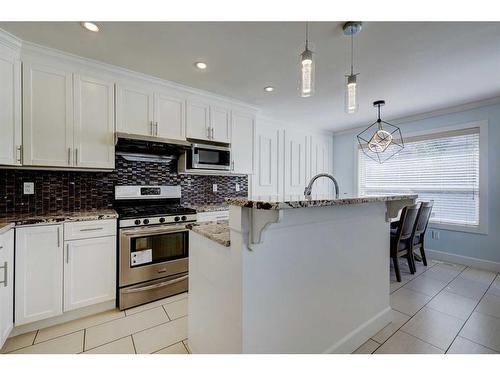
<box><xmin>305</xmin><ymin>22</ymin><xmax>309</xmax><ymax>50</ymax></box>
<box><xmin>350</xmin><ymin>33</ymin><xmax>354</xmax><ymax>75</ymax></box>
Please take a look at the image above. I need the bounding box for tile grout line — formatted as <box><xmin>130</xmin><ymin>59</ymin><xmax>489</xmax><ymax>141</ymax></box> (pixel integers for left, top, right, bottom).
<box><xmin>84</xmin><ymin>313</ymin><xmax>188</xmax><ymax>352</ymax></box>
<box><xmin>376</xmin><ymin>262</ymin><xmax>467</xmax><ymax>352</ymax></box>
<box><xmin>443</xmin><ymin>268</ymin><xmax>498</xmax><ymax>353</ymax></box>
<box><xmin>130</xmin><ymin>335</ymin><xmax>137</xmax><ymax>354</ymax></box>
<box><xmin>182</xmin><ymin>340</ymin><xmax>190</xmax><ymax>354</ymax></box>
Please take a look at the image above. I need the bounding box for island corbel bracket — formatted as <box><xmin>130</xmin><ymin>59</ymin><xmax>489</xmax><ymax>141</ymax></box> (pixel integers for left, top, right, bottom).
<box><xmin>249</xmin><ymin>208</ymin><xmax>282</xmax><ymax>246</ymax></box>
<box><xmin>385</xmin><ymin>198</ymin><xmax>417</xmax><ymax>222</ymax></box>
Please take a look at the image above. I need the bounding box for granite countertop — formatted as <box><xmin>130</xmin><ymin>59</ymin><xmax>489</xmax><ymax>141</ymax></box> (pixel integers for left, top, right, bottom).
<box><xmin>226</xmin><ymin>194</ymin><xmax>418</xmax><ymax>210</ymax></box>
<box><xmin>0</xmin><ymin>209</ymin><xmax>118</xmax><ymax>228</ymax></box>
<box><xmin>187</xmin><ymin>220</ymin><xmax>230</xmax><ymax>247</ymax></box>
<box><xmin>184</xmin><ymin>203</ymin><xmax>229</xmax><ymax>213</ymax></box>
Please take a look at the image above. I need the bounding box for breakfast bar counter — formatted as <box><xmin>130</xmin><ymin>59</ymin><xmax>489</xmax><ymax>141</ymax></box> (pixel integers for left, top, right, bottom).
<box><xmin>188</xmin><ymin>194</ymin><xmax>417</xmax><ymax>354</ymax></box>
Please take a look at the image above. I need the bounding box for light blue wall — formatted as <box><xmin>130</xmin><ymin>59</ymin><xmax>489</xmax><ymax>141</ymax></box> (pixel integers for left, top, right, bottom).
<box><xmin>332</xmin><ymin>102</ymin><xmax>500</xmax><ymax>263</ymax></box>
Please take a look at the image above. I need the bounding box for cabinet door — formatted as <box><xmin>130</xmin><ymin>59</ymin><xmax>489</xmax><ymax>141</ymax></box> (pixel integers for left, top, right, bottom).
<box><xmin>23</xmin><ymin>63</ymin><xmax>73</xmax><ymax>167</ymax></box>
<box><xmin>74</xmin><ymin>75</ymin><xmax>115</xmax><ymax>169</ymax></box>
<box><xmin>284</xmin><ymin>130</ymin><xmax>308</xmax><ymax>196</ymax></box>
<box><xmin>155</xmin><ymin>92</ymin><xmax>185</xmax><ymax>140</ymax></box>
<box><xmin>116</xmin><ymin>84</ymin><xmax>154</xmax><ymax>136</ymax></box>
<box><xmin>15</xmin><ymin>225</ymin><xmax>63</xmax><ymax>326</ymax></box>
<box><xmin>210</xmin><ymin>105</ymin><xmax>231</xmax><ymax>143</ymax></box>
<box><xmin>308</xmin><ymin>135</ymin><xmax>333</xmax><ymax>195</ymax></box>
<box><xmin>0</xmin><ymin>54</ymin><xmax>21</xmax><ymax>166</ymax></box>
<box><xmin>0</xmin><ymin>230</ymin><xmax>14</xmax><ymax>347</ymax></box>
<box><xmin>64</xmin><ymin>236</ymin><xmax>116</xmax><ymax>312</ymax></box>
<box><xmin>252</xmin><ymin>126</ymin><xmax>281</xmax><ymax>195</ymax></box>
<box><xmin>231</xmin><ymin>111</ymin><xmax>254</xmax><ymax>174</ymax></box>
<box><xmin>186</xmin><ymin>99</ymin><xmax>210</xmax><ymax>141</ymax></box>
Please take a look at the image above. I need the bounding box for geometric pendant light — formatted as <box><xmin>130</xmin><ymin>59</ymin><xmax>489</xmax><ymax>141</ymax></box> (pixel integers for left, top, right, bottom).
<box><xmin>357</xmin><ymin>100</ymin><xmax>405</xmax><ymax>164</ymax></box>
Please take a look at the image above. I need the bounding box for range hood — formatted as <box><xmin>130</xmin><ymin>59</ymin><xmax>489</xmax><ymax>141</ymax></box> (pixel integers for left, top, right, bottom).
<box><xmin>115</xmin><ymin>132</ymin><xmax>191</xmax><ymax>164</ymax></box>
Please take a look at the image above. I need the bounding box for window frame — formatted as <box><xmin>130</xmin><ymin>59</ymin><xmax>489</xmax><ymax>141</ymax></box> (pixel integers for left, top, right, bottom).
<box><xmin>354</xmin><ymin>120</ymin><xmax>489</xmax><ymax>234</ymax></box>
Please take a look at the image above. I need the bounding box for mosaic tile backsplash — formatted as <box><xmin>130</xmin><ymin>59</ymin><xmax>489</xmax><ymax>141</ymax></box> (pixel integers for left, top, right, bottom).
<box><xmin>0</xmin><ymin>156</ymin><xmax>248</xmax><ymax>216</ymax></box>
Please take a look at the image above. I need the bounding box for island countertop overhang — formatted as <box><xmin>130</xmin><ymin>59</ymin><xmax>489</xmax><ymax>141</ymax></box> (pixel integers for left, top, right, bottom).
<box><xmin>225</xmin><ymin>194</ymin><xmax>418</xmax><ymax>210</ymax></box>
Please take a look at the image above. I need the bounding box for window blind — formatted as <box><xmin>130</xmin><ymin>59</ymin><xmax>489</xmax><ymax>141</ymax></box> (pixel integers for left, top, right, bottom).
<box><xmin>358</xmin><ymin>127</ymin><xmax>480</xmax><ymax>227</ymax></box>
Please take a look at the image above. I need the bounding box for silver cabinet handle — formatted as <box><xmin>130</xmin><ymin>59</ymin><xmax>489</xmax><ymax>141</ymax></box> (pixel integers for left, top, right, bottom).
<box><xmin>68</xmin><ymin>148</ymin><xmax>71</xmax><ymax>165</ymax></box>
<box><xmin>75</xmin><ymin>148</ymin><xmax>78</xmax><ymax>166</ymax></box>
<box><xmin>57</xmin><ymin>226</ymin><xmax>61</xmax><ymax>247</ymax></box>
<box><xmin>150</xmin><ymin>121</ymin><xmax>154</xmax><ymax>136</ymax></box>
<box><xmin>155</xmin><ymin>122</ymin><xmax>159</xmax><ymax>136</ymax></box>
<box><xmin>0</xmin><ymin>261</ymin><xmax>7</xmax><ymax>287</ymax></box>
<box><xmin>121</xmin><ymin>275</ymin><xmax>189</xmax><ymax>294</ymax></box>
<box><xmin>211</xmin><ymin>127</ymin><xmax>214</xmax><ymax>139</ymax></box>
<box><xmin>231</xmin><ymin>160</ymin><xmax>234</xmax><ymax>171</ymax></box>
<box><xmin>66</xmin><ymin>244</ymin><xmax>70</xmax><ymax>264</ymax></box>
<box><xmin>79</xmin><ymin>227</ymin><xmax>104</xmax><ymax>232</ymax></box>
<box><xmin>16</xmin><ymin>145</ymin><xmax>22</xmax><ymax>164</ymax></box>
<box><xmin>206</xmin><ymin>127</ymin><xmax>210</xmax><ymax>139</ymax></box>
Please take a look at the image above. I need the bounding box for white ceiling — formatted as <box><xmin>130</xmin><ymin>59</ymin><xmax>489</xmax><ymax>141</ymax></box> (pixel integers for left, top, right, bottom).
<box><xmin>1</xmin><ymin>21</ymin><xmax>500</xmax><ymax>131</ymax></box>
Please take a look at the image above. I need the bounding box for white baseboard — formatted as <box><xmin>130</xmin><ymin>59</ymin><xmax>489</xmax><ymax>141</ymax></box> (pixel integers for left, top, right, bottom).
<box><xmin>323</xmin><ymin>306</ymin><xmax>392</xmax><ymax>354</ymax></box>
<box><xmin>427</xmin><ymin>249</ymin><xmax>500</xmax><ymax>273</ymax></box>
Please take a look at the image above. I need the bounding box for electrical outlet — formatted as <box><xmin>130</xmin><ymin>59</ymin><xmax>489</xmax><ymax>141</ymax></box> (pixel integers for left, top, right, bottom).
<box><xmin>235</xmin><ymin>183</ymin><xmax>240</xmax><ymax>192</ymax></box>
<box><xmin>24</xmin><ymin>182</ymin><xmax>35</xmax><ymax>195</ymax></box>
<box><xmin>212</xmin><ymin>184</ymin><xmax>218</xmax><ymax>192</ymax></box>
<box><xmin>431</xmin><ymin>230</ymin><xmax>440</xmax><ymax>240</ymax></box>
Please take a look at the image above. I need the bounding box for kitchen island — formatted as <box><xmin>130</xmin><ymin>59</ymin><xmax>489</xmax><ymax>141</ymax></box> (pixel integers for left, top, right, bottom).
<box><xmin>188</xmin><ymin>194</ymin><xmax>417</xmax><ymax>354</ymax></box>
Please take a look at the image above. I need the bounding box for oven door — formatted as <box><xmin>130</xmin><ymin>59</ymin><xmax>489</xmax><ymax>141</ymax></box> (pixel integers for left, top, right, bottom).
<box><xmin>191</xmin><ymin>144</ymin><xmax>231</xmax><ymax>170</ymax></box>
<box><xmin>119</xmin><ymin>224</ymin><xmax>189</xmax><ymax>287</ymax></box>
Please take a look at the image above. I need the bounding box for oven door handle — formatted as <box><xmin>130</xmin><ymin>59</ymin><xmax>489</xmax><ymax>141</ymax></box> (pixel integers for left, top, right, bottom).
<box><xmin>120</xmin><ymin>226</ymin><xmax>188</xmax><ymax>238</ymax></box>
<box><xmin>121</xmin><ymin>275</ymin><xmax>189</xmax><ymax>294</ymax></box>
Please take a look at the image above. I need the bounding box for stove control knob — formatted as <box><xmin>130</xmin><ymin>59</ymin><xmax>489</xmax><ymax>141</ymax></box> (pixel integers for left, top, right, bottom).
<box><xmin>143</xmin><ymin>219</ymin><xmax>150</xmax><ymax>225</ymax></box>
<box><xmin>174</xmin><ymin>216</ymin><xmax>180</xmax><ymax>222</ymax></box>
<box><xmin>181</xmin><ymin>216</ymin><xmax>187</xmax><ymax>221</ymax></box>
<box><xmin>134</xmin><ymin>219</ymin><xmax>141</xmax><ymax>225</ymax></box>
<box><xmin>159</xmin><ymin>217</ymin><xmax>166</xmax><ymax>223</ymax></box>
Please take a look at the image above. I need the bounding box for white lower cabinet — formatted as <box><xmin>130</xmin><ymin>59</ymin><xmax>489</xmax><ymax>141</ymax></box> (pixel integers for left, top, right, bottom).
<box><xmin>64</xmin><ymin>236</ymin><xmax>116</xmax><ymax>312</ymax></box>
<box><xmin>15</xmin><ymin>225</ymin><xmax>64</xmax><ymax>326</ymax></box>
<box><xmin>0</xmin><ymin>229</ymin><xmax>14</xmax><ymax>348</ymax></box>
<box><xmin>15</xmin><ymin>221</ymin><xmax>117</xmax><ymax>326</ymax></box>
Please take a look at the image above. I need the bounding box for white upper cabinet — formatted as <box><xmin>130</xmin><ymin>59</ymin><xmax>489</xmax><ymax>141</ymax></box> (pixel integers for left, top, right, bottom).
<box><xmin>253</xmin><ymin>126</ymin><xmax>281</xmax><ymax>196</ymax></box>
<box><xmin>116</xmin><ymin>84</ymin><xmax>155</xmax><ymax>136</ymax></box>
<box><xmin>155</xmin><ymin>92</ymin><xmax>185</xmax><ymax>140</ymax></box>
<box><xmin>15</xmin><ymin>225</ymin><xmax>63</xmax><ymax>326</ymax></box>
<box><xmin>23</xmin><ymin>63</ymin><xmax>74</xmax><ymax>167</ymax></box>
<box><xmin>284</xmin><ymin>130</ymin><xmax>308</xmax><ymax>195</ymax></box>
<box><xmin>210</xmin><ymin>105</ymin><xmax>231</xmax><ymax>143</ymax></box>
<box><xmin>0</xmin><ymin>50</ymin><xmax>21</xmax><ymax>166</ymax></box>
<box><xmin>231</xmin><ymin>111</ymin><xmax>254</xmax><ymax>174</ymax></box>
<box><xmin>64</xmin><ymin>236</ymin><xmax>116</xmax><ymax>312</ymax></box>
<box><xmin>186</xmin><ymin>99</ymin><xmax>210</xmax><ymax>141</ymax></box>
<box><xmin>0</xmin><ymin>229</ymin><xmax>14</xmax><ymax>348</ymax></box>
<box><xmin>73</xmin><ymin>75</ymin><xmax>115</xmax><ymax>169</ymax></box>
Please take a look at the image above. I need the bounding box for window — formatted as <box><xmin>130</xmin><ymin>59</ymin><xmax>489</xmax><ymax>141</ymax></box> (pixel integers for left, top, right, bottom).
<box><xmin>358</xmin><ymin>127</ymin><xmax>481</xmax><ymax>229</ymax></box>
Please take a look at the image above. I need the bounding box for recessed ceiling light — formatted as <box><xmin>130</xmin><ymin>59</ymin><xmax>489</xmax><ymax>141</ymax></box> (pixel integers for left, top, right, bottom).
<box><xmin>81</xmin><ymin>22</ymin><xmax>99</xmax><ymax>33</ymax></box>
<box><xmin>195</xmin><ymin>62</ymin><xmax>207</xmax><ymax>70</ymax></box>
<box><xmin>264</xmin><ymin>86</ymin><xmax>275</xmax><ymax>92</ymax></box>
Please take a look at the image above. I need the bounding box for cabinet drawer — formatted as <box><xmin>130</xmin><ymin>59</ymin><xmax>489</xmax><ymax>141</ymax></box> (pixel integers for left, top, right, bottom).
<box><xmin>197</xmin><ymin>211</ymin><xmax>229</xmax><ymax>223</ymax></box>
<box><xmin>64</xmin><ymin>219</ymin><xmax>116</xmax><ymax>241</ymax></box>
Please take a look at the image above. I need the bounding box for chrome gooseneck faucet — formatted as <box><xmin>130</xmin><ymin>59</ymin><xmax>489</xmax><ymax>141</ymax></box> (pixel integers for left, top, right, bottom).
<box><xmin>304</xmin><ymin>173</ymin><xmax>340</xmax><ymax>199</ymax></box>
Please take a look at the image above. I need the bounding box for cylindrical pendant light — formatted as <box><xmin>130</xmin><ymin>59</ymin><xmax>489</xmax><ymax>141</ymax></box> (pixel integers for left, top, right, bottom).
<box><xmin>299</xmin><ymin>23</ymin><xmax>315</xmax><ymax>98</ymax></box>
<box><xmin>343</xmin><ymin>22</ymin><xmax>362</xmax><ymax>114</ymax></box>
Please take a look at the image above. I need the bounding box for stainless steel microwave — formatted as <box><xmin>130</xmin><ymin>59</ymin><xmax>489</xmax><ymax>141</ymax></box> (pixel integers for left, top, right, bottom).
<box><xmin>186</xmin><ymin>144</ymin><xmax>231</xmax><ymax>171</ymax></box>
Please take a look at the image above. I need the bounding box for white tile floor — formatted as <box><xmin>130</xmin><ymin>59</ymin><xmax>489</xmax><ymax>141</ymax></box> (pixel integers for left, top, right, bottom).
<box><xmin>1</xmin><ymin>259</ymin><xmax>499</xmax><ymax>354</ymax></box>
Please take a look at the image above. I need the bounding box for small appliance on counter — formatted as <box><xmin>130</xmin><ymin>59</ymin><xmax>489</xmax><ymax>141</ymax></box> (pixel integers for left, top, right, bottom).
<box><xmin>114</xmin><ymin>185</ymin><xmax>196</xmax><ymax>310</ymax></box>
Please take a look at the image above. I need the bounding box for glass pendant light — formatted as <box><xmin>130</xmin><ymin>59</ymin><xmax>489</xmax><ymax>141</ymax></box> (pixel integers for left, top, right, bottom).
<box><xmin>343</xmin><ymin>22</ymin><xmax>362</xmax><ymax>114</ymax></box>
<box><xmin>299</xmin><ymin>22</ymin><xmax>315</xmax><ymax>98</ymax></box>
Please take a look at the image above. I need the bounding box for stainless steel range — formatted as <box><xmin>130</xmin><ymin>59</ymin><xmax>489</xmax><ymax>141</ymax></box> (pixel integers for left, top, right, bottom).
<box><xmin>114</xmin><ymin>185</ymin><xmax>196</xmax><ymax>310</ymax></box>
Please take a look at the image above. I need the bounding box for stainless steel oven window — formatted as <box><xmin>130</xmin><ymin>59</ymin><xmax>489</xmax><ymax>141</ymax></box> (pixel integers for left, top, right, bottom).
<box><xmin>130</xmin><ymin>231</ymin><xmax>188</xmax><ymax>267</ymax></box>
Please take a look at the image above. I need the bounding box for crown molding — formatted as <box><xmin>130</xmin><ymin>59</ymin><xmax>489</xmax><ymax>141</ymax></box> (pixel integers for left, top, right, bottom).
<box><xmin>332</xmin><ymin>96</ymin><xmax>500</xmax><ymax>136</ymax></box>
<box><xmin>0</xmin><ymin>28</ymin><xmax>22</xmax><ymax>51</ymax></box>
<box><xmin>16</xmin><ymin>37</ymin><xmax>260</xmax><ymax>113</ymax></box>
